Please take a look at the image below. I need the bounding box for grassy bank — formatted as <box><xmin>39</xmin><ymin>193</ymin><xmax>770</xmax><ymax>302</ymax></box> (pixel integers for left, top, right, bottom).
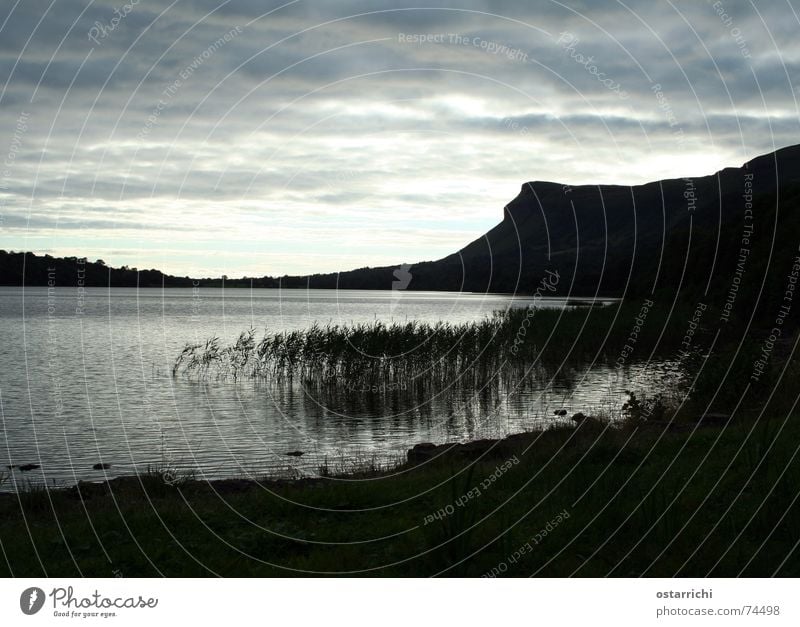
<box><xmin>2</xmin><ymin>401</ymin><xmax>798</xmax><ymax>577</ymax></box>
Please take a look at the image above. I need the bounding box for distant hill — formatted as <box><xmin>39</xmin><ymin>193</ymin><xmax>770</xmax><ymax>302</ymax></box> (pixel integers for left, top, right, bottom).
<box><xmin>3</xmin><ymin>144</ymin><xmax>800</xmax><ymax>326</ymax></box>
<box><xmin>295</xmin><ymin>144</ymin><xmax>800</xmax><ymax>307</ymax></box>
<box><xmin>0</xmin><ymin>251</ymin><xmax>188</xmax><ymax>288</ymax></box>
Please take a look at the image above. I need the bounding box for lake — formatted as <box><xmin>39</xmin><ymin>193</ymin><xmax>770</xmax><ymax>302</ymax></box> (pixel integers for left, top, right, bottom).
<box><xmin>0</xmin><ymin>286</ymin><xmax>679</xmax><ymax>489</ymax></box>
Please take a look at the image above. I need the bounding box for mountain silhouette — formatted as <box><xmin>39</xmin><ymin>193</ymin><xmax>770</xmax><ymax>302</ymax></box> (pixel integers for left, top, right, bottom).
<box><xmin>295</xmin><ymin>143</ymin><xmax>800</xmax><ymax>301</ymax></box>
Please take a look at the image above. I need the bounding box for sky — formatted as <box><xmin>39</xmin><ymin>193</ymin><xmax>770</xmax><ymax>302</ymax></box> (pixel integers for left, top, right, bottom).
<box><xmin>0</xmin><ymin>0</ymin><xmax>798</xmax><ymax>277</ymax></box>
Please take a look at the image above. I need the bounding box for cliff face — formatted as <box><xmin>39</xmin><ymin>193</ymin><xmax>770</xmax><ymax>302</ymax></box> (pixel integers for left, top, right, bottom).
<box><xmin>434</xmin><ymin>143</ymin><xmax>800</xmax><ymax>295</ymax></box>
<box><xmin>499</xmin><ymin>143</ymin><xmax>800</xmax><ymax>244</ymax></box>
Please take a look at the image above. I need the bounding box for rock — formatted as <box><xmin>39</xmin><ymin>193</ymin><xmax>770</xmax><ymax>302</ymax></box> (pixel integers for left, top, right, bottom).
<box><xmin>407</xmin><ymin>443</ymin><xmax>440</xmax><ymax>464</ymax></box>
<box><xmin>286</xmin><ymin>451</ymin><xmax>305</xmax><ymax>457</ymax></box>
<box><xmin>70</xmin><ymin>481</ymin><xmax>109</xmax><ymax>500</ymax></box>
<box><xmin>92</xmin><ymin>463</ymin><xmax>111</xmax><ymax>470</ymax></box>
<box><xmin>19</xmin><ymin>464</ymin><xmax>40</xmax><ymax>471</ymax></box>
<box><xmin>407</xmin><ymin>442</ymin><xmax>460</xmax><ymax>463</ymax></box>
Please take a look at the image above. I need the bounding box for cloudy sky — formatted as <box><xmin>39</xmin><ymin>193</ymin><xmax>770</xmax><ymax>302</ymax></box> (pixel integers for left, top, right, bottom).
<box><xmin>0</xmin><ymin>0</ymin><xmax>798</xmax><ymax>277</ymax></box>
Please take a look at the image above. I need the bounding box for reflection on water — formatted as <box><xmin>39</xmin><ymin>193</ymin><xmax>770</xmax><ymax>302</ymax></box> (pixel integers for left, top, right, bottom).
<box><xmin>0</xmin><ymin>286</ymin><xmax>678</xmax><ymax>489</ymax></box>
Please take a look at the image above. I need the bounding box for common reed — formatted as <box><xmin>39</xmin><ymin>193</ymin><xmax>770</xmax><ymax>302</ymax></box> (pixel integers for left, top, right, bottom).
<box><xmin>172</xmin><ymin>301</ymin><xmax>685</xmax><ymax>391</ymax></box>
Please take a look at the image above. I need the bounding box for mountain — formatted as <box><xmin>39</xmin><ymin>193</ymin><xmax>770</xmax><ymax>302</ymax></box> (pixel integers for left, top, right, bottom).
<box><xmin>3</xmin><ymin>144</ymin><xmax>800</xmax><ymax>325</ymax></box>
<box><xmin>302</xmin><ymin>143</ymin><xmax>800</xmax><ymax>300</ymax></box>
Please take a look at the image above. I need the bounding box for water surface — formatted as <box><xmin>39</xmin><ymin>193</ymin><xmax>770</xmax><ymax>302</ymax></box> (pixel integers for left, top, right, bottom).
<box><xmin>0</xmin><ymin>286</ymin><xmax>676</xmax><ymax>488</ymax></box>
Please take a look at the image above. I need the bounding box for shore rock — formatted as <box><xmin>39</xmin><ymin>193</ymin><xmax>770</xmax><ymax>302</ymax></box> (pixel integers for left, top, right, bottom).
<box><xmin>407</xmin><ymin>443</ymin><xmax>443</xmax><ymax>464</ymax></box>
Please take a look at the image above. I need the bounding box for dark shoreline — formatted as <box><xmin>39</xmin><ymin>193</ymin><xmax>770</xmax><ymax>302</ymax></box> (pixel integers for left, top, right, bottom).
<box><xmin>0</xmin><ymin>409</ymin><xmax>733</xmax><ymax>498</ymax></box>
<box><xmin>2</xmin><ymin>406</ymin><xmax>798</xmax><ymax>577</ymax></box>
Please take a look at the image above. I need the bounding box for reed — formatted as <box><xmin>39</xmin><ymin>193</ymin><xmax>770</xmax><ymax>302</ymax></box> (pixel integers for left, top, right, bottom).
<box><xmin>172</xmin><ymin>300</ymin><xmax>687</xmax><ymax>391</ymax></box>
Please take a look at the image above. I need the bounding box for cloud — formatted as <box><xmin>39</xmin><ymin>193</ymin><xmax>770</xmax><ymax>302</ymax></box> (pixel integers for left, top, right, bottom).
<box><xmin>0</xmin><ymin>0</ymin><xmax>798</xmax><ymax>276</ymax></box>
